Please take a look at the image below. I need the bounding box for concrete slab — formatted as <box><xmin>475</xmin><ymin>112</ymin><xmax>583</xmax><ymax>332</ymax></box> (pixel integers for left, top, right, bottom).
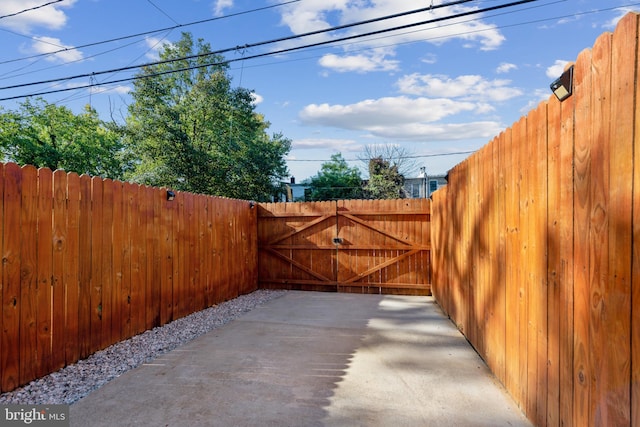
<box><xmin>70</xmin><ymin>291</ymin><xmax>532</xmax><ymax>427</ymax></box>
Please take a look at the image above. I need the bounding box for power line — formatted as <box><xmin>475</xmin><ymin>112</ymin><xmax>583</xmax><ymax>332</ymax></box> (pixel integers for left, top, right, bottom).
<box><xmin>0</xmin><ymin>0</ymin><xmax>538</xmax><ymax>100</ymax></box>
<box><xmin>146</xmin><ymin>0</ymin><xmax>180</xmax><ymax>26</ymax></box>
<box><xmin>0</xmin><ymin>0</ymin><xmax>64</xmax><ymax>20</ymax></box>
<box><xmin>0</xmin><ymin>0</ymin><xmax>476</xmax><ymax>91</ymax></box>
<box><xmin>0</xmin><ymin>0</ymin><xmax>302</xmax><ymax>67</ymax></box>
<box><xmin>287</xmin><ymin>151</ymin><xmax>478</xmax><ymax>162</ymax></box>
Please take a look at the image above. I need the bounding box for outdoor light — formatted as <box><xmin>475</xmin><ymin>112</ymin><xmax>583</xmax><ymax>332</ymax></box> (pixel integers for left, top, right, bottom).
<box><xmin>550</xmin><ymin>65</ymin><xmax>574</xmax><ymax>102</ymax></box>
<box><xmin>166</xmin><ymin>190</ymin><xmax>176</xmax><ymax>201</ymax></box>
<box><xmin>249</xmin><ymin>201</ymin><xmax>255</xmax><ymax>209</ymax></box>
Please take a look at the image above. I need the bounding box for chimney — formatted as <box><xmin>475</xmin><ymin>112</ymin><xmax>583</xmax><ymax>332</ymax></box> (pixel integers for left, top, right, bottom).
<box><xmin>290</xmin><ymin>176</ymin><xmax>295</xmax><ymax>184</ymax></box>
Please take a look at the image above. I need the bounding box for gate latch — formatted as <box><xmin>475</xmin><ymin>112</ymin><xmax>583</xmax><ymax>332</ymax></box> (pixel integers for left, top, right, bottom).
<box><xmin>332</xmin><ymin>237</ymin><xmax>343</xmax><ymax>245</ymax></box>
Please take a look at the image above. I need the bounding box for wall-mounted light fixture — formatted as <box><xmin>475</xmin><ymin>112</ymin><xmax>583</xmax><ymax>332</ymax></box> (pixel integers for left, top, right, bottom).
<box><xmin>249</xmin><ymin>201</ymin><xmax>255</xmax><ymax>209</ymax></box>
<box><xmin>550</xmin><ymin>65</ymin><xmax>574</xmax><ymax>102</ymax></box>
<box><xmin>166</xmin><ymin>190</ymin><xmax>176</xmax><ymax>201</ymax></box>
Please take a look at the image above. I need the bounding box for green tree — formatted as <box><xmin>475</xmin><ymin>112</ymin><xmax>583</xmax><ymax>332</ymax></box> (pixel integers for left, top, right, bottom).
<box><xmin>0</xmin><ymin>98</ymin><xmax>127</xmax><ymax>178</ymax></box>
<box><xmin>364</xmin><ymin>156</ymin><xmax>405</xmax><ymax>199</ymax></box>
<box><xmin>125</xmin><ymin>32</ymin><xmax>290</xmax><ymax>201</ymax></box>
<box><xmin>305</xmin><ymin>153</ymin><xmax>364</xmax><ymax>201</ymax></box>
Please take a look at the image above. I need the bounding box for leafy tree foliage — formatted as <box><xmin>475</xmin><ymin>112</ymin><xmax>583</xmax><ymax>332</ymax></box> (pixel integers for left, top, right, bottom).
<box><xmin>364</xmin><ymin>156</ymin><xmax>405</xmax><ymax>199</ymax></box>
<box><xmin>125</xmin><ymin>32</ymin><xmax>290</xmax><ymax>201</ymax></box>
<box><xmin>0</xmin><ymin>98</ymin><xmax>127</xmax><ymax>178</ymax></box>
<box><xmin>305</xmin><ymin>153</ymin><xmax>364</xmax><ymax>201</ymax></box>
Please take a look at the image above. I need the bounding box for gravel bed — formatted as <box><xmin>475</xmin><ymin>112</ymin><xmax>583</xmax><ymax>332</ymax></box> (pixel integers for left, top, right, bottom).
<box><xmin>0</xmin><ymin>289</ymin><xmax>286</xmax><ymax>405</ymax></box>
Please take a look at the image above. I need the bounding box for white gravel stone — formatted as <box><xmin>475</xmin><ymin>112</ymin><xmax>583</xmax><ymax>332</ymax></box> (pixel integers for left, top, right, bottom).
<box><xmin>0</xmin><ymin>289</ymin><xmax>286</xmax><ymax>405</ymax></box>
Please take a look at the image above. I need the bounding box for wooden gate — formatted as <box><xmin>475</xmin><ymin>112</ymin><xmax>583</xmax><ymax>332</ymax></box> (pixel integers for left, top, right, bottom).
<box><xmin>257</xmin><ymin>199</ymin><xmax>430</xmax><ymax>295</ymax></box>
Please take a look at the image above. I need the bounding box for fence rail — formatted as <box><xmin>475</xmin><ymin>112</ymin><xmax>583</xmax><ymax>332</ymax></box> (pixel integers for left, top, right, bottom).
<box><xmin>431</xmin><ymin>12</ymin><xmax>640</xmax><ymax>427</ymax></box>
<box><xmin>0</xmin><ymin>163</ymin><xmax>257</xmax><ymax>392</ymax></box>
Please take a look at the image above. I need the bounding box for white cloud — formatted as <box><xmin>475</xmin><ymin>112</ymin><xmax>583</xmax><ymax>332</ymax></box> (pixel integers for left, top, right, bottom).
<box><xmin>496</xmin><ymin>62</ymin><xmax>517</xmax><ymax>74</ymax></box>
<box><xmin>31</xmin><ymin>36</ymin><xmax>83</xmax><ymax>63</ymax></box>
<box><xmin>546</xmin><ymin>60</ymin><xmax>569</xmax><ymax>79</ymax></box>
<box><xmin>298</xmin><ymin>96</ymin><xmax>501</xmax><ymax>141</ymax></box>
<box><xmin>251</xmin><ymin>93</ymin><xmax>264</xmax><ymax>105</ymax></box>
<box><xmin>301</xmin><ymin>97</ymin><xmax>475</xmax><ymax>127</ymax></box>
<box><xmin>396</xmin><ymin>73</ymin><xmax>522</xmax><ymax>102</ymax></box>
<box><xmin>89</xmin><ymin>85</ymin><xmax>131</xmax><ymax>95</ymax></box>
<box><xmin>213</xmin><ymin>0</ymin><xmax>234</xmax><ymax>17</ymax></box>
<box><xmin>292</xmin><ymin>138</ymin><xmax>360</xmax><ymax>151</ymax></box>
<box><xmin>0</xmin><ymin>0</ymin><xmax>76</xmax><ymax>32</ymax></box>
<box><xmin>144</xmin><ymin>36</ymin><xmax>169</xmax><ymax>60</ymax></box>
<box><xmin>366</xmin><ymin>121</ymin><xmax>503</xmax><ymax>141</ymax></box>
<box><xmin>277</xmin><ymin>0</ymin><xmax>507</xmax><ymax>72</ymax></box>
<box><xmin>319</xmin><ymin>52</ymin><xmax>399</xmax><ymax>73</ymax></box>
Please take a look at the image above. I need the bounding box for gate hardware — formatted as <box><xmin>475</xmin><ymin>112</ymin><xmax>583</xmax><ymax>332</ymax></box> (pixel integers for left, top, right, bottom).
<box><xmin>332</xmin><ymin>237</ymin><xmax>343</xmax><ymax>245</ymax></box>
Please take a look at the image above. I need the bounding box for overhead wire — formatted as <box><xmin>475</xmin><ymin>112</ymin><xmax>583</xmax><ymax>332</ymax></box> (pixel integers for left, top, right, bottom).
<box><xmin>0</xmin><ymin>0</ymin><xmax>476</xmax><ymax>91</ymax></box>
<box><xmin>0</xmin><ymin>0</ymin><xmax>302</xmax><ymax>67</ymax></box>
<box><xmin>0</xmin><ymin>0</ymin><xmax>537</xmax><ymax>100</ymax></box>
<box><xmin>287</xmin><ymin>150</ymin><xmax>479</xmax><ymax>162</ymax></box>
<box><xmin>146</xmin><ymin>0</ymin><xmax>180</xmax><ymax>26</ymax></box>
<box><xmin>0</xmin><ymin>0</ymin><xmax>64</xmax><ymax>20</ymax></box>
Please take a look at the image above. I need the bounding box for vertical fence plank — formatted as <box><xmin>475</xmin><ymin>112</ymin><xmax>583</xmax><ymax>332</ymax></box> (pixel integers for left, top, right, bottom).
<box><xmin>89</xmin><ymin>178</ymin><xmax>104</xmax><ymax>351</ymax></box>
<box><xmin>129</xmin><ymin>183</ymin><xmax>144</xmax><ymax>336</ymax></box>
<box><xmin>171</xmin><ymin>193</ymin><xmax>182</xmax><ymax>317</ymax></box>
<box><xmin>19</xmin><ymin>166</ymin><xmax>37</xmax><ymax>387</ymax></box>
<box><xmin>573</xmin><ymin>48</ymin><xmax>593</xmax><ymax>427</ymax></box>
<box><xmin>144</xmin><ymin>186</ymin><xmax>158</xmax><ymax>330</ymax></box>
<box><xmin>90</xmin><ymin>177</ymin><xmax>103</xmax><ymax>353</ymax></box>
<box><xmin>64</xmin><ymin>173</ymin><xmax>80</xmax><ymax>366</ymax></box>
<box><xmin>534</xmin><ymin>102</ymin><xmax>549</xmax><ymax>427</ymax></box>
<box><xmin>111</xmin><ymin>181</ymin><xmax>123</xmax><ymax>344</ymax></box>
<box><xmin>546</xmin><ymin>96</ymin><xmax>562</xmax><ymax>427</ymax></box>
<box><xmin>121</xmin><ymin>182</ymin><xmax>133</xmax><ymax>339</ymax></box>
<box><xmin>160</xmin><ymin>189</ymin><xmax>174</xmax><ymax>324</ymax></box>
<box><xmin>605</xmin><ymin>12</ymin><xmax>636</xmax><ymax>425</ymax></box>
<box><xmin>51</xmin><ymin>169</ymin><xmax>67</xmax><ymax>371</ymax></box>
<box><xmin>558</xmin><ymin>70</ymin><xmax>576</xmax><ymax>427</ymax></box>
<box><xmin>35</xmin><ymin>168</ymin><xmax>52</xmax><ymax>378</ymax></box>
<box><xmin>494</xmin><ymin>131</ymin><xmax>507</xmax><ymax>385</ymax></box>
<box><xmin>194</xmin><ymin>195</ymin><xmax>205</xmax><ymax>310</ymax></box>
<box><xmin>589</xmin><ymin>32</ymin><xmax>612</xmax><ymax>427</ymax></box>
<box><xmin>2</xmin><ymin>163</ymin><xmax>21</xmax><ymax>391</ymax></box>
<box><xmin>185</xmin><ymin>194</ymin><xmax>195</xmax><ymax>314</ymax></box>
<box><xmin>78</xmin><ymin>175</ymin><xmax>92</xmax><ymax>359</ymax></box>
<box><xmin>633</xmin><ymin>12</ymin><xmax>640</xmax><ymax>427</ymax></box>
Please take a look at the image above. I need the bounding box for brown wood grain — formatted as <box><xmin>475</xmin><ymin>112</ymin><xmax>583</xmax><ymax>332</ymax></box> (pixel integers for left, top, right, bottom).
<box><xmin>605</xmin><ymin>12</ymin><xmax>635</xmax><ymax>425</ymax></box>
<box><xmin>51</xmin><ymin>169</ymin><xmax>67</xmax><ymax>372</ymax></box>
<box><xmin>2</xmin><ymin>163</ymin><xmax>21</xmax><ymax>391</ymax></box>
<box><xmin>35</xmin><ymin>168</ymin><xmax>53</xmax><ymax>379</ymax></box>
<box><xmin>64</xmin><ymin>173</ymin><xmax>80</xmax><ymax>366</ymax></box>
<box><xmin>589</xmin><ymin>31</ymin><xmax>612</xmax><ymax>427</ymax></box>
<box><xmin>19</xmin><ymin>165</ymin><xmax>37</xmax><ymax>386</ymax></box>
<box><xmin>78</xmin><ymin>175</ymin><xmax>92</xmax><ymax>359</ymax></box>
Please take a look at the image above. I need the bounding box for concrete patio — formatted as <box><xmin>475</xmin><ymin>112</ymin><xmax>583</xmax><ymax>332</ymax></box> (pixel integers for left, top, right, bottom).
<box><xmin>70</xmin><ymin>291</ymin><xmax>531</xmax><ymax>426</ymax></box>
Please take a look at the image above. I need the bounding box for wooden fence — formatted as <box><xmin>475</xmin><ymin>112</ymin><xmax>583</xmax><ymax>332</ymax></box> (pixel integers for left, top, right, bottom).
<box><xmin>431</xmin><ymin>12</ymin><xmax>640</xmax><ymax>427</ymax></box>
<box><xmin>257</xmin><ymin>199</ymin><xmax>431</xmax><ymax>295</ymax></box>
<box><xmin>0</xmin><ymin>163</ymin><xmax>257</xmax><ymax>393</ymax></box>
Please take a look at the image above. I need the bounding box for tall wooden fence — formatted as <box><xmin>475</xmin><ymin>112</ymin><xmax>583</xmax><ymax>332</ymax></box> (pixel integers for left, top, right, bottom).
<box><xmin>431</xmin><ymin>12</ymin><xmax>639</xmax><ymax>427</ymax></box>
<box><xmin>0</xmin><ymin>163</ymin><xmax>257</xmax><ymax>393</ymax></box>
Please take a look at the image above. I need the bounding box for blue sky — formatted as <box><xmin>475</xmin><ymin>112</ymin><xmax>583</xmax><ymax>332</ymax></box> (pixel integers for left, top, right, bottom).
<box><xmin>0</xmin><ymin>0</ymin><xmax>637</xmax><ymax>181</ymax></box>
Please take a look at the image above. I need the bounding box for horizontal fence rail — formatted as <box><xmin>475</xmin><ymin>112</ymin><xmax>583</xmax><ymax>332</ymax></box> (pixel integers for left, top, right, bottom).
<box><xmin>431</xmin><ymin>12</ymin><xmax>640</xmax><ymax>427</ymax></box>
<box><xmin>0</xmin><ymin>163</ymin><xmax>257</xmax><ymax>392</ymax></box>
